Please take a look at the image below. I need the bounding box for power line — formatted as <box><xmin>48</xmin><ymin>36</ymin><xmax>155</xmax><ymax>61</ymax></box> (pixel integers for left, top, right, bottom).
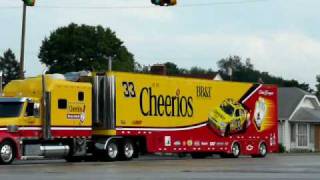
<box><xmin>0</xmin><ymin>0</ymin><xmax>269</xmax><ymax>10</ymax></box>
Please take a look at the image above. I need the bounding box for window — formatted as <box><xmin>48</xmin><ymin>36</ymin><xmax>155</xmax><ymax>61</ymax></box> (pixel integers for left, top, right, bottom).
<box><xmin>0</xmin><ymin>102</ymin><xmax>23</xmax><ymax>117</ymax></box>
<box><xmin>25</xmin><ymin>103</ymin><xmax>34</xmax><ymax>116</ymax></box>
<box><xmin>297</xmin><ymin>123</ymin><xmax>308</xmax><ymax>147</ymax></box>
<box><xmin>310</xmin><ymin>125</ymin><xmax>314</xmax><ymax>144</ymax></box>
<box><xmin>290</xmin><ymin>123</ymin><xmax>296</xmax><ymax>143</ymax></box>
<box><xmin>58</xmin><ymin>99</ymin><xmax>67</xmax><ymax>109</ymax></box>
<box><xmin>78</xmin><ymin>92</ymin><xmax>84</xmax><ymax>101</ymax></box>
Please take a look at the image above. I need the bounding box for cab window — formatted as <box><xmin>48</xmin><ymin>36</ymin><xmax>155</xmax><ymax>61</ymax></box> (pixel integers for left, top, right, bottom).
<box><xmin>58</xmin><ymin>99</ymin><xmax>67</xmax><ymax>109</ymax></box>
<box><xmin>25</xmin><ymin>103</ymin><xmax>34</xmax><ymax>116</ymax></box>
<box><xmin>78</xmin><ymin>92</ymin><xmax>84</xmax><ymax>101</ymax></box>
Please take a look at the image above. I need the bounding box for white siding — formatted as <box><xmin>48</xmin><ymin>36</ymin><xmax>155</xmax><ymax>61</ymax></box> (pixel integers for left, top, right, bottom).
<box><xmin>301</xmin><ymin>98</ymin><xmax>316</xmax><ymax>109</ymax></box>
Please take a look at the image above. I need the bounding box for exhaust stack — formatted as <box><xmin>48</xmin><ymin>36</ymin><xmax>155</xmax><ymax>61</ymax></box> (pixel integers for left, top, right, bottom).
<box><xmin>42</xmin><ymin>68</ymin><xmax>51</xmax><ymax>140</ymax></box>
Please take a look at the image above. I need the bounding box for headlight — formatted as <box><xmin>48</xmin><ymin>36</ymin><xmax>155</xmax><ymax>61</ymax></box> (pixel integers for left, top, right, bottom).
<box><xmin>220</xmin><ymin>122</ymin><xmax>226</xmax><ymax>127</ymax></box>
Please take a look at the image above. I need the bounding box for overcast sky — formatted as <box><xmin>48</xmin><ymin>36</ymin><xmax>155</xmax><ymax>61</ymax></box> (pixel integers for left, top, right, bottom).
<box><xmin>0</xmin><ymin>0</ymin><xmax>320</xmax><ymax>88</ymax></box>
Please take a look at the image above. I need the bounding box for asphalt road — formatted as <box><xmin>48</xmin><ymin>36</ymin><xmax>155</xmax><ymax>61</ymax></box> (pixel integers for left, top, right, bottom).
<box><xmin>1</xmin><ymin>153</ymin><xmax>320</xmax><ymax>180</ymax></box>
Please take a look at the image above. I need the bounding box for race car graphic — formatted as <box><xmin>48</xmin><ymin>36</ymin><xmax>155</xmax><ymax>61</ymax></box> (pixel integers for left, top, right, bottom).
<box><xmin>208</xmin><ymin>98</ymin><xmax>250</xmax><ymax>137</ymax></box>
<box><xmin>253</xmin><ymin>97</ymin><xmax>267</xmax><ymax>130</ymax></box>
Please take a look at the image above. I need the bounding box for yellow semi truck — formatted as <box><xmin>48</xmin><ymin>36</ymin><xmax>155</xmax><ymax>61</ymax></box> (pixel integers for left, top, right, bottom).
<box><xmin>0</xmin><ymin>71</ymin><xmax>278</xmax><ymax>164</ymax></box>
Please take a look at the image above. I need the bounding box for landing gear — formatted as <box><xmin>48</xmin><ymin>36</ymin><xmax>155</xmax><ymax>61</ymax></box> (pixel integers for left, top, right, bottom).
<box><xmin>0</xmin><ymin>141</ymin><xmax>15</xmax><ymax>165</ymax></box>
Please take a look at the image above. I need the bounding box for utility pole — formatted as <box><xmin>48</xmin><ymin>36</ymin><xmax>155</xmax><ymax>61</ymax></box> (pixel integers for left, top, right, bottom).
<box><xmin>0</xmin><ymin>71</ymin><xmax>3</xmax><ymax>96</ymax></box>
<box><xmin>19</xmin><ymin>3</ymin><xmax>27</xmax><ymax>79</ymax></box>
<box><xmin>108</xmin><ymin>56</ymin><xmax>112</xmax><ymax>72</ymax></box>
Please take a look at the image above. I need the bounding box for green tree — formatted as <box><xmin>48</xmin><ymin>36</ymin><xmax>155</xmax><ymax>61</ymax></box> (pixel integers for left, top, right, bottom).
<box><xmin>217</xmin><ymin>55</ymin><xmax>312</xmax><ymax>92</ymax></box>
<box><xmin>316</xmin><ymin>75</ymin><xmax>320</xmax><ymax>99</ymax></box>
<box><xmin>164</xmin><ymin>62</ymin><xmax>181</xmax><ymax>75</ymax></box>
<box><xmin>39</xmin><ymin>23</ymin><xmax>135</xmax><ymax>73</ymax></box>
<box><xmin>0</xmin><ymin>49</ymin><xmax>20</xmax><ymax>85</ymax></box>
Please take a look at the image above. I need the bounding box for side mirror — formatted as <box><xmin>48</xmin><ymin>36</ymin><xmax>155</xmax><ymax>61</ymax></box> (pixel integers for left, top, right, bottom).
<box><xmin>34</xmin><ymin>103</ymin><xmax>40</xmax><ymax>118</ymax></box>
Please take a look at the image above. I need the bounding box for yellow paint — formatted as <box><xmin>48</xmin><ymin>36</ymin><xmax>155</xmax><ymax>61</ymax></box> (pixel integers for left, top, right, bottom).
<box><xmin>93</xmin><ymin>130</ymin><xmax>117</xmax><ymax>136</ymax></box>
<box><xmin>110</xmin><ymin>72</ymin><xmax>252</xmax><ymax>128</ymax></box>
<box><xmin>2</xmin><ymin>75</ymin><xmax>92</xmax><ymax>128</ymax></box>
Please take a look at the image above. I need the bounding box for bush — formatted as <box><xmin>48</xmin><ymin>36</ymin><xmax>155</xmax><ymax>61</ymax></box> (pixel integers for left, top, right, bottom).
<box><xmin>279</xmin><ymin>143</ymin><xmax>286</xmax><ymax>153</ymax></box>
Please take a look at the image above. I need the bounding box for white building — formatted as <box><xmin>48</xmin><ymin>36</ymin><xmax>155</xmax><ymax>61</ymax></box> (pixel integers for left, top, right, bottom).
<box><xmin>278</xmin><ymin>87</ymin><xmax>320</xmax><ymax>152</ymax></box>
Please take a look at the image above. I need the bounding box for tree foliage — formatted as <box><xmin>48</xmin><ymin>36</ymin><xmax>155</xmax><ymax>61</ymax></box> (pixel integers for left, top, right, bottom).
<box><xmin>0</xmin><ymin>49</ymin><xmax>20</xmax><ymax>85</ymax></box>
<box><xmin>217</xmin><ymin>56</ymin><xmax>312</xmax><ymax>92</ymax></box>
<box><xmin>39</xmin><ymin>23</ymin><xmax>135</xmax><ymax>73</ymax></box>
<box><xmin>316</xmin><ymin>75</ymin><xmax>320</xmax><ymax>99</ymax></box>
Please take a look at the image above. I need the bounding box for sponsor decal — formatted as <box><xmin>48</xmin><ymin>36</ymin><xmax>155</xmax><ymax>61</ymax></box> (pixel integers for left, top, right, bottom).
<box><xmin>258</xmin><ymin>90</ymin><xmax>274</xmax><ymax>96</ymax></box>
<box><xmin>246</xmin><ymin>145</ymin><xmax>254</xmax><ymax>151</ymax></box>
<box><xmin>174</xmin><ymin>141</ymin><xmax>182</xmax><ymax>146</ymax></box>
<box><xmin>196</xmin><ymin>86</ymin><xmax>212</xmax><ymax>98</ymax></box>
<box><xmin>139</xmin><ymin>87</ymin><xmax>194</xmax><ymax>117</ymax></box>
<box><xmin>165</xmin><ymin>136</ymin><xmax>171</xmax><ymax>147</ymax></box>
<box><xmin>67</xmin><ymin>114</ymin><xmax>81</xmax><ymax>120</ymax></box>
<box><xmin>187</xmin><ymin>140</ymin><xmax>193</xmax><ymax>146</ymax></box>
<box><xmin>201</xmin><ymin>142</ymin><xmax>209</xmax><ymax>146</ymax></box>
<box><xmin>216</xmin><ymin>142</ymin><xmax>225</xmax><ymax>146</ymax></box>
<box><xmin>132</xmin><ymin>120</ymin><xmax>142</xmax><ymax>125</ymax></box>
<box><xmin>194</xmin><ymin>141</ymin><xmax>200</xmax><ymax>147</ymax></box>
<box><xmin>210</xmin><ymin>142</ymin><xmax>216</xmax><ymax>146</ymax></box>
<box><xmin>182</xmin><ymin>141</ymin><xmax>186</xmax><ymax>146</ymax></box>
<box><xmin>80</xmin><ymin>112</ymin><xmax>85</xmax><ymax>123</ymax></box>
<box><xmin>67</xmin><ymin>102</ymin><xmax>86</xmax><ymax>123</ymax></box>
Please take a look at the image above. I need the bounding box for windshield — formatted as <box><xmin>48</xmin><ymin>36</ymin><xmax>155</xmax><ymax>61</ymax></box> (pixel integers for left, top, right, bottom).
<box><xmin>0</xmin><ymin>102</ymin><xmax>24</xmax><ymax>118</ymax></box>
<box><xmin>220</xmin><ymin>104</ymin><xmax>234</xmax><ymax>116</ymax></box>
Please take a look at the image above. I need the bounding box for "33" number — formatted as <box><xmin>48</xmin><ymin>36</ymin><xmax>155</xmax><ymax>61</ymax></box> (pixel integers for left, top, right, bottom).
<box><xmin>122</xmin><ymin>82</ymin><xmax>136</xmax><ymax>98</ymax></box>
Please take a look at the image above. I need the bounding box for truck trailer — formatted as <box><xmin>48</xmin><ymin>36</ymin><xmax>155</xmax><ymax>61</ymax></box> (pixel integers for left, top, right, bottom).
<box><xmin>0</xmin><ymin>71</ymin><xmax>278</xmax><ymax>164</ymax></box>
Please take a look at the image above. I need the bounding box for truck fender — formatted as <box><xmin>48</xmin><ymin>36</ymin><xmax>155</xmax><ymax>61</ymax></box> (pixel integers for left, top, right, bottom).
<box><xmin>94</xmin><ymin>136</ymin><xmax>123</xmax><ymax>150</ymax></box>
<box><xmin>0</xmin><ymin>132</ymin><xmax>21</xmax><ymax>159</ymax></box>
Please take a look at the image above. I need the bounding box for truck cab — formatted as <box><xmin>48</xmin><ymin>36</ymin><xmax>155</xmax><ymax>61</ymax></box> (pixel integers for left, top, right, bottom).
<box><xmin>0</xmin><ymin>74</ymin><xmax>92</xmax><ymax>164</ymax></box>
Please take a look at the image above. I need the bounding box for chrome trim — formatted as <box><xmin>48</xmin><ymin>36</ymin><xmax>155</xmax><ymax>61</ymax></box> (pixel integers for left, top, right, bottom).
<box><xmin>108</xmin><ymin>75</ymin><xmax>116</xmax><ymax>129</ymax></box>
<box><xmin>42</xmin><ymin>92</ymin><xmax>52</xmax><ymax>140</ymax></box>
<box><xmin>92</xmin><ymin>76</ymin><xmax>101</xmax><ymax>125</ymax></box>
<box><xmin>92</xmin><ymin>74</ymin><xmax>116</xmax><ymax>129</ymax></box>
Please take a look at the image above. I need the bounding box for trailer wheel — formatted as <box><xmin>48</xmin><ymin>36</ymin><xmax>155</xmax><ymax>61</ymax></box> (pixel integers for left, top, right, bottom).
<box><xmin>0</xmin><ymin>141</ymin><xmax>15</xmax><ymax>165</ymax></box>
<box><xmin>119</xmin><ymin>139</ymin><xmax>135</xmax><ymax>161</ymax></box>
<box><xmin>252</xmin><ymin>142</ymin><xmax>267</xmax><ymax>158</ymax></box>
<box><xmin>230</xmin><ymin>142</ymin><xmax>240</xmax><ymax>158</ymax></box>
<box><xmin>104</xmin><ymin>139</ymin><xmax>119</xmax><ymax>161</ymax></box>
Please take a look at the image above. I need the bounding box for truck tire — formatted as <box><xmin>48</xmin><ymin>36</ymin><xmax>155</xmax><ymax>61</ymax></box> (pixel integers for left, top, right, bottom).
<box><xmin>119</xmin><ymin>139</ymin><xmax>135</xmax><ymax>161</ymax></box>
<box><xmin>252</xmin><ymin>142</ymin><xmax>267</xmax><ymax>158</ymax></box>
<box><xmin>103</xmin><ymin>139</ymin><xmax>119</xmax><ymax>161</ymax></box>
<box><xmin>230</xmin><ymin>142</ymin><xmax>240</xmax><ymax>158</ymax></box>
<box><xmin>0</xmin><ymin>141</ymin><xmax>15</xmax><ymax>165</ymax></box>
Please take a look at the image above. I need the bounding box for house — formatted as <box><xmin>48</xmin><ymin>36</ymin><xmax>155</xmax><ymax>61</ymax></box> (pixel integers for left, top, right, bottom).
<box><xmin>278</xmin><ymin>87</ymin><xmax>320</xmax><ymax>152</ymax></box>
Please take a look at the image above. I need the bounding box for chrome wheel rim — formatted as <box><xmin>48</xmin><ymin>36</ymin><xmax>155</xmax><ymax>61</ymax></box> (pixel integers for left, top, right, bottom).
<box><xmin>1</xmin><ymin>144</ymin><xmax>13</xmax><ymax>163</ymax></box>
<box><xmin>232</xmin><ymin>144</ymin><xmax>240</xmax><ymax>156</ymax></box>
<box><xmin>124</xmin><ymin>143</ymin><xmax>134</xmax><ymax>158</ymax></box>
<box><xmin>107</xmin><ymin>143</ymin><xmax>118</xmax><ymax>159</ymax></box>
<box><xmin>260</xmin><ymin>144</ymin><xmax>266</xmax><ymax>156</ymax></box>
